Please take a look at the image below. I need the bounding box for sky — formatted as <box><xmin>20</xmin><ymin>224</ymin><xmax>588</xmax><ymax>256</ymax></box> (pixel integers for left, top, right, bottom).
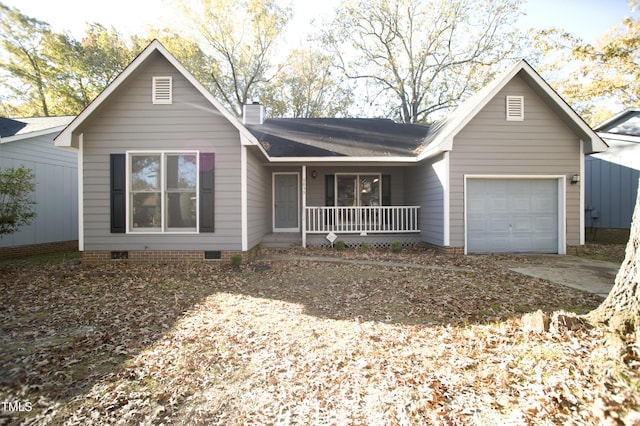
<box><xmin>2</xmin><ymin>0</ymin><xmax>638</xmax><ymax>46</ymax></box>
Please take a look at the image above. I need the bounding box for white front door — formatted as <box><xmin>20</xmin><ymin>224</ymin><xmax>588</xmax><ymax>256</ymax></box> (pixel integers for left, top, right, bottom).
<box><xmin>273</xmin><ymin>173</ymin><xmax>299</xmax><ymax>231</ymax></box>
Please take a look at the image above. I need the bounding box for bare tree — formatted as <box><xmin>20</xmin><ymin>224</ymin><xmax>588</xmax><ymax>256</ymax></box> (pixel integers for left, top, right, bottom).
<box><xmin>171</xmin><ymin>0</ymin><xmax>291</xmax><ymax>117</ymax></box>
<box><xmin>263</xmin><ymin>49</ymin><xmax>354</xmax><ymax>118</ymax></box>
<box><xmin>323</xmin><ymin>0</ymin><xmax>526</xmax><ymax>123</ymax></box>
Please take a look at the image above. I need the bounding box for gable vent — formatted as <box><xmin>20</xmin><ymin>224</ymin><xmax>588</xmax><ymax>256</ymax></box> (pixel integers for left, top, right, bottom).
<box><xmin>506</xmin><ymin>96</ymin><xmax>524</xmax><ymax>121</ymax></box>
<box><xmin>152</xmin><ymin>76</ymin><xmax>172</xmax><ymax>104</ymax></box>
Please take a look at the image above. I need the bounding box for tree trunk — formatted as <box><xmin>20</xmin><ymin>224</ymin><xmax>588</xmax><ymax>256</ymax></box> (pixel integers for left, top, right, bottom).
<box><xmin>588</xmin><ymin>178</ymin><xmax>640</xmax><ymax>332</ymax></box>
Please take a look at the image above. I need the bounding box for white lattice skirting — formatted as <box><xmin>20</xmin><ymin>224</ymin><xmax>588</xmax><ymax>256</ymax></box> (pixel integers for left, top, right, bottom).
<box><xmin>306</xmin><ymin>234</ymin><xmax>423</xmax><ymax>248</ymax></box>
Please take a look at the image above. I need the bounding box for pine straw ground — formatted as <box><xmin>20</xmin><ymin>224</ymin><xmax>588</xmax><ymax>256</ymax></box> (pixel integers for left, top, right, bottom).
<box><xmin>0</xmin><ymin>244</ymin><xmax>638</xmax><ymax>425</ymax></box>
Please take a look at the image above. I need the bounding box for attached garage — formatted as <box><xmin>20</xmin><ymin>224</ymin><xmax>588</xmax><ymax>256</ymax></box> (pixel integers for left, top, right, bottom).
<box><xmin>465</xmin><ymin>177</ymin><xmax>565</xmax><ymax>254</ymax></box>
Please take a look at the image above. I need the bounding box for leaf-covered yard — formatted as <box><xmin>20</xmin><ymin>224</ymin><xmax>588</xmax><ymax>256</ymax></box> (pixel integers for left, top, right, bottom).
<box><xmin>1</xmin><ymin>246</ymin><xmax>638</xmax><ymax>425</ymax></box>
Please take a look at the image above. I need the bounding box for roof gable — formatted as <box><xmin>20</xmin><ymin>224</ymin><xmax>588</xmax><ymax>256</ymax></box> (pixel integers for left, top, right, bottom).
<box><xmin>54</xmin><ymin>40</ymin><xmax>257</xmax><ymax>149</ymax></box>
<box><xmin>417</xmin><ymin>60</ymin><xmax>608</xmax><ymax>160</ymax></box>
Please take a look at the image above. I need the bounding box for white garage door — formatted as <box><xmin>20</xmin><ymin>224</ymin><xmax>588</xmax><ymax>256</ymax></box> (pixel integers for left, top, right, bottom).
<box><xmin>467</xmin><ymin>178</ymin><xmax>559</xmax><ymax>254</ymax></box>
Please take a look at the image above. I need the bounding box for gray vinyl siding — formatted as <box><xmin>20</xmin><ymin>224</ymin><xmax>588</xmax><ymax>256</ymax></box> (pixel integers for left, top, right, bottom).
<box><xmin>448</xmin><ymin>74</ymin><xmax>582</xmax><ymax>248</ymax></box>
<box><xmin>80</xmin><ymin>53</ymin><xmax>243</xmax><ymax>251</ymax></box>
<box><xmin>0</xmin><ymin>132</ymin><xmax>78</xmax><ymax>247</ymax></box>
<box><xmin>305</xmin><ymin>166</ymin><xmax>405</xmax><ymax>207</ymax></box>
<box><xmin>246</xmin><ymin>147</ymin><xmax>271</xmax><ymax>246</ymax></box>
<box><xmin>406</xmin><ymin>155</ymin><xmax>445</xmax><ymax>246</ymax></box>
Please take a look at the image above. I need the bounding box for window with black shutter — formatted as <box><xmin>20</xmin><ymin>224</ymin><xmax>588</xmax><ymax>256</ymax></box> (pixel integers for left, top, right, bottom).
<box><xmin>110</xmin><ymin>152</ymin><xmax>214</xmax><ymax>233</ymax></box>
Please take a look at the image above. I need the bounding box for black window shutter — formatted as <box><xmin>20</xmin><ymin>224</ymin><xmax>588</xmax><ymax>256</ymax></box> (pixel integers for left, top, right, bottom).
<box><xmin>110</xmin><ymin>154</ymin><xmax>126</xmax><ymax>233</ymax></box>
<box><xmin>325</xmin><ymin>174</ymin><xmax>335</xmax><ymax>206</ymax></box>
<box><xmin>382</xmin><ymin>174</ymin><xmax>391</xmax><ymax>206</ymax></box>
<box><xmin>199</xmin><ymin>153</ymin><xmax>215</xmax><ymax>232</ymax></box>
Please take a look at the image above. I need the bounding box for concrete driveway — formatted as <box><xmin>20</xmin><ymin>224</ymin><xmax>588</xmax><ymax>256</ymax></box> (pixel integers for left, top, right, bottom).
<box><xmin>497</xmin><ymin>255</ymin><xmax>620</xmax><ymax>298</ymax></box>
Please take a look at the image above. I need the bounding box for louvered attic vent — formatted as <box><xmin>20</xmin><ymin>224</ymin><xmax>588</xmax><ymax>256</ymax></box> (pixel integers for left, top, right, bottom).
<box><xmin>152</xmin><ymin>76</ymin><xmax>172</xmax><ymax>104</ymax></box>
<box><xmin>506</xmin><ymin>96</ymin><xmax>524</xmax><ymax>121</ymax></box>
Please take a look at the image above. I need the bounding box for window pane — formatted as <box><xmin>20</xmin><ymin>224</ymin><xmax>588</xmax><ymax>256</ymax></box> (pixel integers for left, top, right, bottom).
<box><xmin>360</xmin><ymin>175</ymin><xmax>380</xmax><ymax>206</ymax></box>
<box><xmin>167</xmin><ymin>192</ymin><xmax>196</xmax><ymax>228</ymax></box>
<box><xmin>167</xmin><ymin>154</ymin><xmax>197</xmax><ymax>190</ymax></box>
<box><xmin>131</xmin><ymin>155</ymin><xmax>160</xmax><ymax>190</ymax></box>
<box><xmin>131</xmin><ymin>193</ymin><xmax>161</xmax><ymax>229</ymax></box>
<box><xmin>337</xmin><ymin>175</ymin><xmax>356</xmax><ymax>206</ymax></box>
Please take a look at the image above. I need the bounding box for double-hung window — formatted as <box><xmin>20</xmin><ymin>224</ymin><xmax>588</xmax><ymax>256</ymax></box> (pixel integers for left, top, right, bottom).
<box><xmin>129</xmin><ymin>152</ymin><xmax>198</xmax><ymax>232</ymax></box>
<box><xmin>336</xmin><ymin>174</ymin><xmax>381</xmax><ymax>206</ymax></box>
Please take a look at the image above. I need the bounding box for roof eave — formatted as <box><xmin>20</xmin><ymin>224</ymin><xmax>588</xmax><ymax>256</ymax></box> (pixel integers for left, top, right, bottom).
<box><xmin>2</xmin><ymin>125</ymin><xmax>69</xmax><ymax>144</ymax></box>
<box><xmin>593</xmin><ymin>107</ymin><xmax>640</xmax><ymax>132</ymax></box>
<box><xmin>266</xmin><ymin>155</ymin><xmax>418</xmax><ymax>163</ymax></box>
<box><xmin>514</xmin><ymin>63</ymin><xmax>608</xmax><ymax>154</ymax></box>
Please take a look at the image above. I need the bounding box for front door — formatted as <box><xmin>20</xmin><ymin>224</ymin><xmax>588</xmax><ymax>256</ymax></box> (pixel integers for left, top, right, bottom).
<box><xmin>273</xmin><ymin>173</ymin><xmax>299</xmax><ymax>231</ymax></box>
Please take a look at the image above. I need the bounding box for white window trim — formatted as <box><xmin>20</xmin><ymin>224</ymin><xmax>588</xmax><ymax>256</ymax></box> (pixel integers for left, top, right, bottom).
<box><xmin>506</xmin><ymin>96</ymin><xmax>524</xmax><ymax>121</ymax></box>
<box><xmin>126</xmin><ymin>150</ymin><xmax>199</xmax><ymax>234</ymax></box>
<box><xmin>335</xmin><ymin>173</ymin><xmax>382</xmax><ymax>206</ymax></box>
<box><xmin>152</xmin><ymin>76</ymin><xmax>172</xmax><ymax>104</ymax></box>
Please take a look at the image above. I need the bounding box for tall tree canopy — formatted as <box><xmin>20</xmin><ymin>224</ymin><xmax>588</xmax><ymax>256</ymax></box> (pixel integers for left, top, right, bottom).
<box><xmin>171</xmin><ymin>0</ymin><xmax>291</xmax><ymax>117</ymax></box>
<box><xmin>323</xmin><ymin>0</ymin><xmax>527</xmax><ymax>123</ymax></box>
<box><xmin>263</xmin><ymin>49</ymin><xmax>354</xmax><ymax>118</ymax></box>
<box><xmin>0</xmin><ymin>3</ymin><xmax>56</xmax><ymax>116</ymax></box>
<box><xmin>0</xmin><ymin>2</ymin><xmax>141</xmax><ymax>117</ymax></box>
<box><xmin>532</xmin><ymin>2</ymin><xmax>639</xmax><ymax>125</ymax></box>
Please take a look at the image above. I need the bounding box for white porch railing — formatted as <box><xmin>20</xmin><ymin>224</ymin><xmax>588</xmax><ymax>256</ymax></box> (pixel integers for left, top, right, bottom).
<box><xmin>304</xmin><ymin>206</ymin><xmax>420</xmax><ymax>234</ymax></box>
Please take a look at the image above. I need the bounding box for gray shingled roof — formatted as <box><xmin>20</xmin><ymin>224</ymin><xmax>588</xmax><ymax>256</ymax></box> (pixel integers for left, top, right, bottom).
<box><xmin>0</xmin><ymin>117</ymin><xmax>27</xmax><ymax>138</ymax></box>
<box><xmin>0</xmin><ymin>116</ymin><xmax>75</xmax><ymax>139</ymax></box>
<box><xmin>246</xmin><ymin>118</ymin><xmax>430</xmax><ymax>157</ymax></box>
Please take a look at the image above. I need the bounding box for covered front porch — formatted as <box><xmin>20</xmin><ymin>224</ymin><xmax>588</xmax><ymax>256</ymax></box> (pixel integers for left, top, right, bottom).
<box><xmin>270</xmin><ymin>165</ymin><xmax>423</xmax><ymax>248</ymax></box>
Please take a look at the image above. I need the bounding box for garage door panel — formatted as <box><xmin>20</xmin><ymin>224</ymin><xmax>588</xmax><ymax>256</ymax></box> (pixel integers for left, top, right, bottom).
<box><xmin>512</xmin><ymin>216</ymin><xmax>533</xmax><ymax>232</ymax></box>
<box><xmin>467</xmin><ymin>178</ymin><xmax>559</xmax><ymax>254</ymax></box>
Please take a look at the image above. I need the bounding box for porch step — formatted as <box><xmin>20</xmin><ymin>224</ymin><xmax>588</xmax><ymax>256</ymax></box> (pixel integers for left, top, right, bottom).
<box><xmin>261</xmin><ymin>233</ymin><xmax>302</xmax><ymax>248</ymax></box>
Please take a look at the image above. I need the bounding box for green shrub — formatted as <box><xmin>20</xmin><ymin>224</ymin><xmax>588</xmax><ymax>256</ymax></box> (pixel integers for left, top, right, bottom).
<box><xmin>391</xmin><ymin>240</ymin><xmax>402</xmax><ymax>253</ymax></box>
<box><xmin>230</xmin><ymin>253</ymin><xmax>242</xmax><ymax>268</ymax></box>
<box><xmin>360</xmin><ymin>242</ymin><xmax>371</xmax><ymax>251</ymax></box>
<box><xmin>335</xmin><ymin>240</ymin><xmax>346</xmax><ymax>251</ymax></box>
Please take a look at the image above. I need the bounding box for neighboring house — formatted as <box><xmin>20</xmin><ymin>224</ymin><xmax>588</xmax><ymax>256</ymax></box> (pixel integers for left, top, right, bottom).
<box><xmin>0</xmin><ymin>116</ymin><xmax>78</xmax><ymax>257</ymax></box>
<box><xmin>55</xmin><ymin>40</ymin><xmax>607</xmax><ymax>263</ymax></box>
<box><xmin>585</xmin><ymin>108</ymin><xmax>640</xmax><ymax>233</ymax></box>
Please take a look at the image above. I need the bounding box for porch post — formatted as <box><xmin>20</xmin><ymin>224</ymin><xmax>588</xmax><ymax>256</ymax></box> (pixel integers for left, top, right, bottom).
<box><xmin>302</xmin><ymin>165</ymin><xmax>307</xmax><ymax>248</ymax></box>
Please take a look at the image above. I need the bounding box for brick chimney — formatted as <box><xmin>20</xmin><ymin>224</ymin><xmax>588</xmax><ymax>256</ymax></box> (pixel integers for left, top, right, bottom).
<box><xmin>242</xmin><ymin>102</ymin><xmax>265</xmax><ymax>125</ymax></box>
